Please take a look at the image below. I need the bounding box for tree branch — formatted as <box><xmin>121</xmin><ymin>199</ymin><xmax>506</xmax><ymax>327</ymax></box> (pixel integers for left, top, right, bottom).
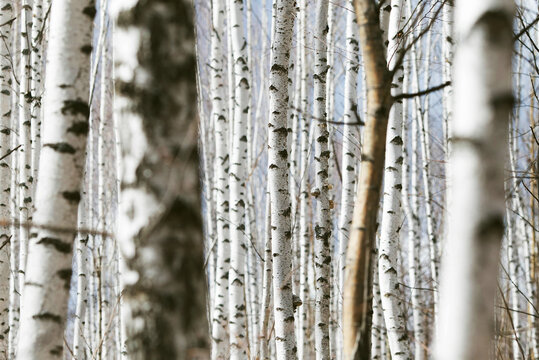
<box><xmin>393</xmin><ymin>81</ymin><xmax>451</xmax><ymax>101</ymax></box>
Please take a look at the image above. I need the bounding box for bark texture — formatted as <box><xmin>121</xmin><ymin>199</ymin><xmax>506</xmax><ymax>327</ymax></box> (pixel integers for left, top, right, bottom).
<box><xmin>344</xmin><ymin>0</ymin><xmax>393</xmax><ymax>358</ymax></box>
<box><xmin>112</xmin><ymin>0</ymin><xmax>209</xmax><ymax>358</ymax></box>
<box><xmin>17</xmin><ymin>0</ymin><xmax>95</xmax><ymax>358</ymax></box>
<box><xmin>268</xmin><ymin>0</ymin><xmax>297</xmax><ymax>358</ymax></box>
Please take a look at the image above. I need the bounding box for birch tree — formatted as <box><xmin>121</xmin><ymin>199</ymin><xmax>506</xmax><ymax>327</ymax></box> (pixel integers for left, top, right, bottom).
<box><xmin>226</xmin><ymin>0</ymin><xmax>250</xmax><ymax>356</ymax></box>
<box><xmin>312</xmin><ymin>1</ymin><xmax>332</xmax><ymax>357</ymax></box>
<box><xmin>377</xmin><ymin>1</ymin><xmax>412</xmax><ymax>358</ymax></box>
<box><xmin>209</xmin><ymin>0</ymin><xmax>231</xmax><ymax>358</ymax></box>
<box><xmin>0</xmin><ymin>0</ymin><xmax>13</xmax><ymax>356</ymax></box>
<box><xmin>16</xmin><ymin>0</ymin><xmax>95</xmax><ymax>357</ymax></box>
<box><xmin>112</xmin><ymin>0</ymin><xmax>208</xmax><ymax>358</ymax></box>
<box><xmin>297</xmin><ymin>0</ymin><xmax>311</xmax><ymax>356</ymax></box>
<box><xmin>18</xmin><ymin>0</ymin><xmax>33</xmax><ymax>294</ymax></box>
<box><xmin>268</xmin><ymin>0</ymin><xmax>297</xmax><ymax>358</ymax></box>
<box><xmin>435</xmin><ymin>0</ymin><xmax>514</xmax><ymax>359</ymax></box>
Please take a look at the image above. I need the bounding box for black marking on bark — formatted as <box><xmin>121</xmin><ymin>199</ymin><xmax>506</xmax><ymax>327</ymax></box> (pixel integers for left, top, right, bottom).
<box><xmin>278</xmin><ymin>149</ymin><xmax>288</xmax><ymax>159</ymax></box>
<box><xmin>271</xmin><ymin>64</ymin><xmax>287</xmax><ymax>74</ymax></box>
<box><xmin>317</xmin><ymin>135</ymin><xmax>328</xmax><ymax>143</ymax></box>
<box><xmin>274</xmin><ymin>127</ymin><xmax>288</xmax><ymax>136</ymax></box>
<box><xmin>37</xmin><ymin>237</ymin><xmax>71</xmax><ymax>253</ymax></box>
<box><xmin>61</xmin><ymin>99</ymin><xmax>90</xmax><ymax>118</ymax></box>
<box><xmin>82</xmin><ymin>6</ymin><xmax>96</xmax><ymax>18</ymax></box>
<box><xmin>33</xmin><ymin>312</ymin><xmax>61</xmax><ymax>323</ymax></box>
<box><xmin>44</xmin><ymin>142</ymin><xmax>76</xmax><ymax>154</ymax></box>
<box><xmin>320</xmin><ymin>150</ymin><xmax>331</xmax><ymax>158</ymax></box>
<box><xmin>57</xmin><ymin>268</ymin><xmax>72</xmax><ymax>289</ymax></box>
<box><xmin>50</xmin><ymin>345</ymin><xmax>63</xmax><ymax>356</ymax></box>
<box><xmin>67</xmin><ymin>121</ymin><xmax>89</xmax><ymax>136</ymax></box>
<box><xmin>390</xmin><ymin>136</ymin><xmax>403</xmax><ymax>145</ymax></box>
<box><xmin>62</xmin><ymin>191</ymin><xmax>81</xmax><ymax>203</ymax></box>
<box><xmin>476</xmin><ymin>214</ymin><xmax>505</xmax><ymax>242</ymax></box>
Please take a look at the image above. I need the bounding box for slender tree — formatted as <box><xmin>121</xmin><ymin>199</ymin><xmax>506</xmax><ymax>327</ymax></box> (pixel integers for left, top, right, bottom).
<box><xmin>0</xmin><ymin>0</ymin><xmax>13</xmax><ymax>356</ymax></box>
<box><xmin>435</xmin><ymin>0</ymin><xmax>514</xmax><ymax>358</ymax></box>
<box><xmin>268</xmin><ymin>0</ymin><xmax>297</xmax><ymax>358</ymax></box>
<box><xmin>312</xmin><ymin>0</ymin><xmax>332</xmax><ymax>357</ymax></box>
<box><xmin>377</xmin><ymin>1</ymin><xmax>412</xmax><ymax>358</ymax></box>
<box><xmin>209</xmin><ymin>0</ymin><xmax>231</xmax><ymax>357</ymax></box>
<box><xmin>344</xmin><ymin>0</ymin><xmax>393</xmax><ymax>357</ymax></box>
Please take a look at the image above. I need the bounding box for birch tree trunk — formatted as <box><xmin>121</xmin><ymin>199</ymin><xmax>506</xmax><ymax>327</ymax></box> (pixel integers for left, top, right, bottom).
<box><xmin>259</xmin><ymin>196</ymin><xmax>272</xmax><ymax>360</ymax></box>
<box><xmin>313</xmin><ymin>1</ymin><xmax>332</xmax><ymax>358</ymax></box>
<box><xmin>17</xmin><ymin>0</ymin><xmax>95</xmax><ymax>357</ymax></box>
<box><xmin>209</xmin><ymin>0</ymin><xmax>231</xmax><ymax>358</ymax></box>
<box><xmin>18</xmin><ymin>0</ymin><xmax>33</xmax><ymax>295</ymax></box>
<box><xmin>377</xmin><ymin>1</ymin><xmax>412</xmax><ymax>358</ymax></box>
<box><xmin>226</xmin><ymin>0</ymin><xmax>250</xmax><ymax>356</ymax></box>
<box><xmin>268</xmin><ymin>0</ymin><xmax>297</xmax><ymax>358</ymax></box>
<box><xmin>402</xmin><ymin>32</ymin><xmax>424</xmax><ymax>357</ymax></box>
<box><xmin>0</xmin><ymin>1</ymin><xmax>13</xmax><ymax>356</ymax></box>
<box><xmin>297</xmin><ymin>0</ymin><xmax>311</xmax><ymax>356</ymax></box>
<box><xmin>112</xmin><ymin>0</ymin><xmax>209</xmax><ymax>358</ymax></box>
<box><xmin>9</xmin><ymin>11</ymin><xmax>21</xmax><ymax>355</ymax></box>
<box><xmin>339</xmin><ymin>0</ymin><xmax>360</xmax><ymax>304</ymax></box>
<box><xmin>30</xmin><ymin>0</ymin><xmax>44</xmax><ymax>182</ymax></box>
<box><xmin>435</xmin><ymin>1</ymin><xmax>514</xmax><ymax>359</ymax></box>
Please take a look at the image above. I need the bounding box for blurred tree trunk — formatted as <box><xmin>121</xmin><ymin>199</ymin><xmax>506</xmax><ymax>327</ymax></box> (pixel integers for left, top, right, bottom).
<box><xmin>435</xmin><ymin>0</ymin><xmax>514</xmax><ymax>359</ymax></box>
<box><xmin>112</xmin><ymin>0</ymin><xmax>209</xmax><ymax>358</ymax></box>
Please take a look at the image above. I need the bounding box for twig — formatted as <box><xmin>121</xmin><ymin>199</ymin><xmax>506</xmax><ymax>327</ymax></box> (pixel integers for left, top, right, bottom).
<box><xmin>393</xmin><ymin>81</ymin><xmax>451</xmax><ymax>101</ymax></box>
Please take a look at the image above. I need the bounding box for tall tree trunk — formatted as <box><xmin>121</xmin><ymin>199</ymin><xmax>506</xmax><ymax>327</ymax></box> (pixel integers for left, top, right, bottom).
<box><xmin>8</xmin><ymin>11</ymin><xmax>21</xmax><ymax>356</ymax></box>
<box><xmin>344</xmin><ymin>0</ymin><xmax>393</xmax><ymax>358</ymax></box>
<box><xmin>339</xmin><ymin>0</ymin><xmax>360</xmax><ymax>355</ymax></box>
<box><xmin>377</xmin><ymin>1</ymin><xmax>411</xmax><ymax>358</ymax></box>
<box><xmin>112</xmin><ymin>0</ymin><xmax>209</xmax><ymax>358</ymax></box>
<box><xmin>16</xmin><ymin>0</ymin><xmax>95</xmax><ymax>357</ymax></box>
<box><xmin>435</xmin><ymin>1</ymin><xmax>514</xmax><ymax>359</ymax></box>
<box><xmin>209</xmin><ymin>0</ymin><xmax>231</xmax><ymax>357</ymax></box>
<box><xmin>297</xmin><ymin>0</ymin><xmax>311</xmax><ymax>356</ymax></box>
<box><xmin>0</xmin><ymin>0</ymin><xmax>13</xmax><ymax>356</ymax></box>
<box><xmin>268</xmin><ymin>0</ymin><xmax>297</xmax><ymax>358</ymax></box>
<box><xmin>312</xmin><ymin>1</ymin><xmax>332</xmax><ymax>358</ymax></box>
<box><xmin>17</xmin><ymin>0</ymin><xmax>33</xmax><ymax>296</ymax></box>
<box><xmin>226</xmin><ymin>0</ymin><xmax>250</xmax><ymax>357</ymax></box>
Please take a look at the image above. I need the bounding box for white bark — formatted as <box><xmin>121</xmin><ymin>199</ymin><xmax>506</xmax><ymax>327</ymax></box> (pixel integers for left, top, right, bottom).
<box><xmin>30</xmin><ymin>0</ymin><xmax>44</xmax><ymax>183</ymax></box>
<box><xmin>18</xmin><ymin>0</ymin><xmax>33</xmax><ymax>296</ymax></box>
<box><xmin>378</xmin><ymin>1</ymin><xmax>411</xmax><ymax>359</ymax></box>
<box><xmin>268</xmin><ymin>0</ymin><xmax>297</xmax><ymax>358</ymax></box>
<box><xmin>9</xmin><ymin>13</ymin><xmax>21</xmax><ymax>356</ymax></box>
<box><xmin>505</xmin><ymin>204</ymin><xmax>522</xmax><ymax>360</ymax></box>
<box><xmin>419</xmin><ymin>29</ymin><xmax>439</xmax><ymax>318</ymax></box>
<box><xmin>402</xmin><ymin>44</ymin><xmax>424</xmax><ymax>359</ymax></box>
<box><xmin>297</xmin><ymin>0</ymin><xmax>311</xmax><ymax>356</ymax></box>
<box><xmin>435</xmin><ymin>1</ymin><xmax>514</xmax><ymax>359</ymax></box>
<box><xmin>259</xmin><ymin>196</ymin><xmax>272</xmax><ymax>360</ymax></box>
<box><xmin>209</xmin><ymin>0</ymin><xmax>231</xmax><ymax>358</ymax></box>
<box><xmin>227</xmin><ymin>0</ymin><xmax>250</xmax><ymax>356</ymax></box>
<box><xmin>313</xmin><ymin>1</ymin><xmax>331</xmax><ymax>358</ymax></box>
<box><xmin>0</xmin><ymin>0</ymin><xmax>12</xmax><ymax>356</ymax></box>
<box><xmin>17</xmin><ymin>0</ymin><xmax>94</xmax><ymax>357</ymax></box>
<box><xmin>338</xmin><ymin>0</ymin><xmax>360</xmax><ymax>316</ymax></box>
